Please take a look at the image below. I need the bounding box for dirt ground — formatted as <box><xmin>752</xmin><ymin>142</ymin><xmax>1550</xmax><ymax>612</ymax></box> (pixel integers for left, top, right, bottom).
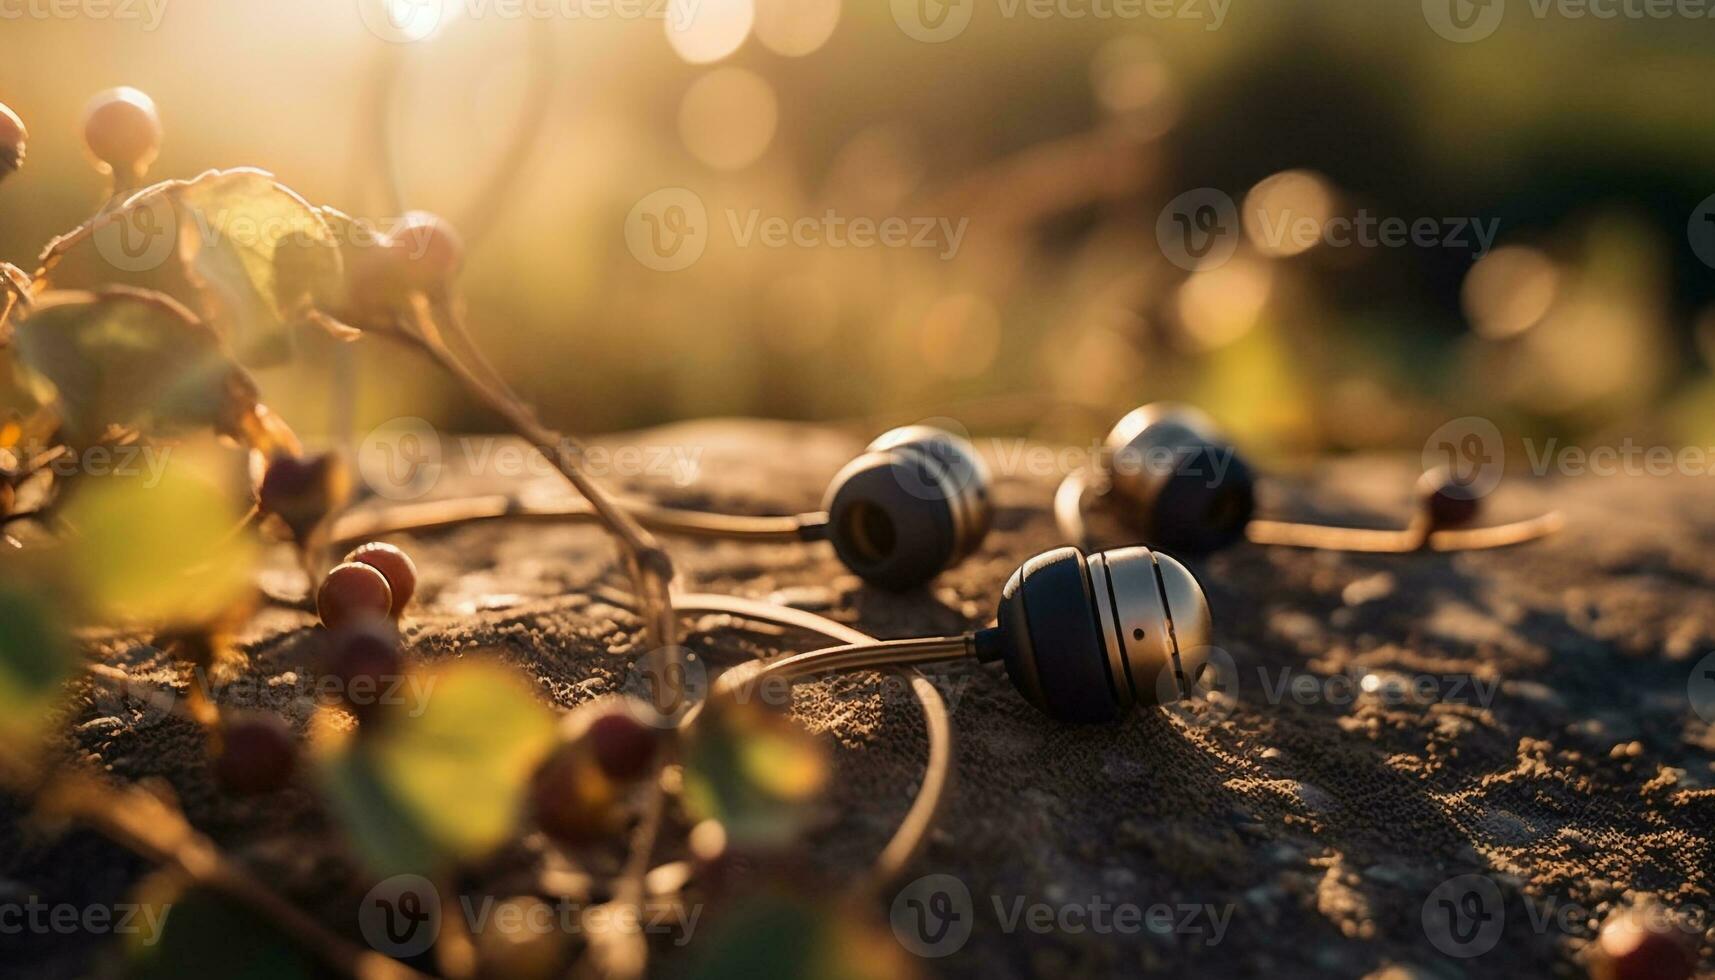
<box><xmin>4</xmin><ymin>420</ymin><xmax>1713</xmax><ymax>979</ymax></box>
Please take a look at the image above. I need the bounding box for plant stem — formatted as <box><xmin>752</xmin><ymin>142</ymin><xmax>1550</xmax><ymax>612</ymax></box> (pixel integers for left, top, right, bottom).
<box><xmin>405</xmin><ymin>297</ymin><xmax>679</xmax><ymax>651</ymax></box>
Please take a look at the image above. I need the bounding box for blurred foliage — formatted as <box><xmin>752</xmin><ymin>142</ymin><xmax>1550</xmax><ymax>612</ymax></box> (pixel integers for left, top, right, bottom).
<box><xmin>314</xmin><ymin>659</ymin><xmax>557</xmax><ymax>877</ymax></box>
<box><xmin>2</xmin><ymin>2</ymin><xmax>1715</xmax><ymax>457</ymax></box>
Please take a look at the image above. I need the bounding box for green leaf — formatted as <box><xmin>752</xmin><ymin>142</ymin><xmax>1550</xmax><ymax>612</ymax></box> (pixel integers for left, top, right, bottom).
<box><xmin>683</xmin><ymin>697</ymin><xmax>828</xmax><ymax>849</ymax></box>
<box><xmin>125</xmin><ymin>873</ymin><xmax>316</xmax><ymax>980</ymax></box>
<box><xmin>11</xmin><ymin>288</ymin><xmax>258</xmax><ymax>444</ymax></box>
<box><xmin>176</xmin><ymin>169</ymin><xmax>343</xmax><ymax>366</ymax></box>
<box><xmin>59</xmin><ymin>445</ymin><xmax>257</xmax><ymax>625</ymax></box>
<box><xmin>317</xmin><ymin>661</ymin><xmax>556</xmax><ymax>877</ymax></box>
<box><xmin>0</xmin><ymin>580</ymin><xmax>74</xmax><ymax>743</ymax></box>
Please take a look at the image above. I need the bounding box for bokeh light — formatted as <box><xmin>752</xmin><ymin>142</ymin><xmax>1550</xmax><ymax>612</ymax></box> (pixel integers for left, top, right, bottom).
<box><xmin>1174</xmin><ymin>256</ymin><xmax>1275</xmax><ymax>351</ymax></box>
<box><xmin>752</xmin><ymin>0</ymin><xmax>842</xmax><ymax>58</ymax></box>
<box><xmin>1462</xmin><ymin>245</ymin><xmax>1559</xmax><ymax>340</ymax></box>
<box><xmin>666</xmin><ymin>0</ymin><xmax>755</xmax><ymax>64</ymax></box>
<box><xmin>1242</xmin><ymin>170</ymin><xmax>1336</xmax><ymax>259</ymax></box>
<box><xmin>679</xmin><ymin>68</ymin><xmax>778</xmax><ymax>170</ymax></box>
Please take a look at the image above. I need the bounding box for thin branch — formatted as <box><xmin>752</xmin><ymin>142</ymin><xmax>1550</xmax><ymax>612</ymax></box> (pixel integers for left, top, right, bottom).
<box><xmin>404</xmin><ymin>297</ymin><xmax>679</xmax><ymax>651</ymax></box>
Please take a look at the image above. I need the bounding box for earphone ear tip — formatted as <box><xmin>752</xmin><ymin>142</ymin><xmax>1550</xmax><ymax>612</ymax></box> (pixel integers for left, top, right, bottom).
<box><xmin>1149</xmin><ymin>447</ymin><xmax>1257</xmax><ymax>553</ymax></box>
<box><xmin>822</xmin><ymin>427</ymin><xmax>993</xmax><ymax>590</ymax></box>
<box><xmin>1105</xmin><ymin>404</ymin><xmax>1254</xmax><ymax>552</ymax></box>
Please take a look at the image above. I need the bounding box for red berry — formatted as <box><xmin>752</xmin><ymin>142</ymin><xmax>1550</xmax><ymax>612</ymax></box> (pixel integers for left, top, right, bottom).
<box><xmin>588</xmin><ymin>711</ymin><xmax>658</xmax><ymax>782</ymax></box>
<box><xmin>317</xmin><ymin>562</ymin><xmax>393</xmax><ymax>631</ymax></box>
<box><xmin>1591</xmin><ymin>916</ymin><xmax>1693</xmax><ymax>980</ymax></box>
<box><xmin>259</xmin><ymin>452</ymin><xmax>346</xmax><ymax>543</ymax></box>
<box><xmin>213</xmin><ymin>711</ymin><xmax>297</xmax><ymax>794</ymax></box>
<box><xmin>529</xmin><ymin>741</ymin><xmax>624</xmax><ymax>845</ymax></box>
<box><xmin>386</xmin><ymin>211</ymin><xmax>464</xmax><ymax>292</ymax></box>
<box><xmin>320</xmin><ymin>617</ymin><xmax>403</xmax><ymax>721</ymax></box>
<box><xmin>1418</xmin><ymin>466</ymin><xmax>1482</xmax><ymax>531</ymax></box>
<box><xmin>344</xmin><ymin>542</ymin><xmax>417</xmax><ymax>618</ymax></box>
<box><xmin>82</xmin><ymin>87</ymin><xmax>162</xmax><ymax>176</ymax></box>
<box><xmin>0</xmin><ymin>100</ymin><xmax>25</xmax><ymax>180</ymax></box>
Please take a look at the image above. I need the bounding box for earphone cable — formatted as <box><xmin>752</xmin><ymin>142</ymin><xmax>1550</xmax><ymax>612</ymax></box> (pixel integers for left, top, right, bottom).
<box><xmin>672</xmin><ymin>593</ymin><xmax>955</xmax><ymax>896</ymax></box>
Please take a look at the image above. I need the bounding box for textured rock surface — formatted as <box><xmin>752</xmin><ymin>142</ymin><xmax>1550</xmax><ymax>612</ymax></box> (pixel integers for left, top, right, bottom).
<box><xmin>4</xmin><ymin>420</ymin><xmax>1714</xmax><ymax>978</ymax></box>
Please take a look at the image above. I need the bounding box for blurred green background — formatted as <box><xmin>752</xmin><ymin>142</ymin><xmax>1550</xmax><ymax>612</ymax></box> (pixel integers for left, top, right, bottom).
<box><xmin>4</xmin><ymin>0</ymin><xmax>1715</xmax><ymax>460</ymax></box>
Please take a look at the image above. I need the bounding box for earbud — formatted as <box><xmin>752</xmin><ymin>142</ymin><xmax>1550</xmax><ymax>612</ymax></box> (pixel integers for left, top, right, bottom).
<box><xmin>1099</xmin><ymin>403</ymin><xmax>1256</xmax><ymax>553</ymax></box>
<box><xmin>975</xmin><ymin>545</ymin><xmax>1213</xmax><ymax>723</ymax></box>
<box><xmin>817</xmin><ymin>426</ymin><xmax>993</xmax><ymax>591</ymax></box>
<box><xmin>332</xmin><ymin>424</ymin><xmax>994</xmax><ymax>592</ymax></box>
<box><xmin>712</xmin><ymin>544</ymin><xmax>1214</xmax><ymax>725</ymax></box>
<box><xmin>1059</xmin><ymin>402</ymin><xmax>1562</xmax><ymax>556</ymax></box>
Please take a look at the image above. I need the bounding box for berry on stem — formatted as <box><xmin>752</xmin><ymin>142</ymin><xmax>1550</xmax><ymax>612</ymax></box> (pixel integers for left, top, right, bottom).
<box><xmin>529</xmin><ymin>740</ymin><xmax>625</xmax><ymax>845</ymax></box>
<box><xmin>588</xmin><ymin>711</ymin><xmax>658</xmax><ymax>782</ymax></box>
<box><xmin>1418</xmin><ymin>466</ymin><xmax>1482</xmax><ymax>532</ymax></box>
<box><xmin>82</xmin><ymin>87</ymin><xmax>162</xmax><ymax>182</ymax></box>
<box><xmin>213</xmin><ymin>711</ymin><xmax>297</xmax><ymax>794</ymax></box>
<box><xmin>343</xmin><ymin>542</ymin><xmax>417</xmax><ymax>618</ymax></box>
<box><xmin>319</xmin><ymin>616</ymin><xmax>404</xmax><ymax>722</ymax></box>
<box><xmin>0</xmin><ymin>100</ymin><xmax>26</xmax><ymax>181</ymax></box>
<box><xmin>317</xmin><ymin>562</ymin><xmax>393</xmax><ymax>631</ymax></box>
<box><xmin>258</xmin><ymin>452</ymin><xmax>347</xmax><ymax>544</ymax></box>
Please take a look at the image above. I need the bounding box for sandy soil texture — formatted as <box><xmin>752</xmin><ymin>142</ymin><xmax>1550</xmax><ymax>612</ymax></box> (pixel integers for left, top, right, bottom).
<box><xmin>4</xmin><ymin>420</ymin><xmax>1713</xmax><ymax>979</ymax></box>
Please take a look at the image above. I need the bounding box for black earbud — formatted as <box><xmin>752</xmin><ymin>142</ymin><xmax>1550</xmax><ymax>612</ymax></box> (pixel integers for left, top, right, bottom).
<box><xmin>819</xmin><ymin>425</ymin><xmax>993</xmax><ymax>591</ymax></box>
<box><xmin>709</xmin><ymin>544</ymin><xmax>1214</xmax><ymax>725</ymax></box>
<box><xmin>1059</xmin><ymin>402</ymin><xmax>1563</xmax><ymax>556</ymax></box>
<box><xmin>973</xmin><ymin>545</ymin><xmax>1213</xmax><ymax>723</ymax></box>
<box><xmin>1095</xmin><ymin>403</ymin><xmax>1256</xmax><ymax>553</ymax></box>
